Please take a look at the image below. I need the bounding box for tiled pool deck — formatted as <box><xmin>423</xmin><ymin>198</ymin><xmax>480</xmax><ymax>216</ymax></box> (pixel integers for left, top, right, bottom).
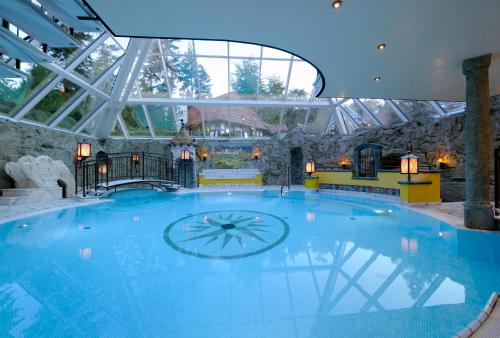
<box><xmin>0</xmin><ymin>197</ymin><xmax>110</xmax><ymax>223</ymax></box>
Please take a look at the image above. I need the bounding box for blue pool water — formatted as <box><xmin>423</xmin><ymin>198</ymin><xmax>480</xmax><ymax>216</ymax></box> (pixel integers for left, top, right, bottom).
<box><xmin>1</xmin><ymin>190</ymin><xmax>500</xmax><ymax>338</ymax></box>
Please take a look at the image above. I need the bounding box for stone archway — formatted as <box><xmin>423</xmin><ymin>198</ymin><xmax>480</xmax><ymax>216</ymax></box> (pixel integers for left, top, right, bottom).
<box><xmin>290</xmin><ymin>147</ymin><xmax>304</xmax><ymax>185</ymax></box>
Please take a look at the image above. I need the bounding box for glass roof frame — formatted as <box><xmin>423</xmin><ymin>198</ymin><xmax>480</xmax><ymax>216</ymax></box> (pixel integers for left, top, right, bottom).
<box><xmin>0</xmin><ymin>8</ymin><xmax>467</xmax><ymax>140</ymax></box>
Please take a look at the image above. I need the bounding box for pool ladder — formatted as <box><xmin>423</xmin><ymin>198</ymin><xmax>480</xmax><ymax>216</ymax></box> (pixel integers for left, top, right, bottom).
<box><xmin>280</xmin><ymin>166</ymin><xmax>292</xmax><ymax>196</ymax></box>
<box><xmin>280</xmin><ymin>185</ymin><xmax>288</xmax><ymax>196</ymax></box>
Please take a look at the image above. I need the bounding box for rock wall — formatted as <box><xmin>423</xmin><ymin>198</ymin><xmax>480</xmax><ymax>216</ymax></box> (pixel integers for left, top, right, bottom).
<box><xmin>1</xmin><ymin>96</ymin><xmax>500</xmax><ymax>202</ymax></box>
<box><xmin>0</xmin><ymin>120</ymin><xmax>172</xmax><ymax>192</ymax></box>
<box><xmin>255</xmin><ymin>99</ymin><xmax>500</xmax><ymax>202</ymax></box>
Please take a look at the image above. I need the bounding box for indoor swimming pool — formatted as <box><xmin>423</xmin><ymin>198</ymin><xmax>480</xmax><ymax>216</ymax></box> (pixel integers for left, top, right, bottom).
<box><xmin>1</xmin><ymin>190</ymin><xmax>500</xmax><ymax>337</ymax></box>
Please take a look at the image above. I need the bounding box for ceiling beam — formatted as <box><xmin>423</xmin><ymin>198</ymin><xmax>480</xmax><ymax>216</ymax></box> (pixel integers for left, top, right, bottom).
<box><xmin>127</xmin><ymin>97</ymin><xmax>330</xmax><ymax>108</ymax></box>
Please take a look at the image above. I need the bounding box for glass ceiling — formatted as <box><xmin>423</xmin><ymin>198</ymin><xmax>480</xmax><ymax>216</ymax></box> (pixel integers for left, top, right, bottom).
<box><xmin>0</xmin><ymin>2</ymin><xmax>466</xmax><ymax>140</ymax></box>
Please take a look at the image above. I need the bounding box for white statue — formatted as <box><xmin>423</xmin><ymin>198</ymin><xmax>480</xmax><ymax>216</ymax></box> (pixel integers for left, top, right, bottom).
<box><xmin>5</xmin><ymin>155</ymin><xmax>75</xmax><ymax>196</ymax></box>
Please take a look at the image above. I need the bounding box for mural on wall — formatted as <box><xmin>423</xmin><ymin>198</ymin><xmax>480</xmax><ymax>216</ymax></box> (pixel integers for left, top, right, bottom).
<box><xmin>198</xmin><ymin>142</ymin><xmax>257</xmax><ymax>169</ymax></box>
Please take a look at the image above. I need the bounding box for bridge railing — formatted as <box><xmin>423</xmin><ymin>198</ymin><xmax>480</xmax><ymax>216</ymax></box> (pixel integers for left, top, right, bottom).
<box><xmin>75</xmin><ymin>152</ymin><xmax>173</xmax><ymax>196</ymax></box>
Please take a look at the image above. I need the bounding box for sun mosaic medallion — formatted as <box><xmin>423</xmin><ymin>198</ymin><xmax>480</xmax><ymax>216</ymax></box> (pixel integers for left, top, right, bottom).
<box><xmin>163</xmin><ymin>210</ymin><xmax>290</xmax><ymax>259</ymax></box>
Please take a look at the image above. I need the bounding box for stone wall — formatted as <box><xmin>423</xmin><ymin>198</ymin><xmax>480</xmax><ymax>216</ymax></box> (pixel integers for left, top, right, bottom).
<box><xmin>0</xmin><ymin>120</ymin><xmax>172</xmax><ymax>191</ymax></box>
<box><xmin>255</xmin><ymin>98</ymin><xmax>500</xmax><ymax>202</ymax></box>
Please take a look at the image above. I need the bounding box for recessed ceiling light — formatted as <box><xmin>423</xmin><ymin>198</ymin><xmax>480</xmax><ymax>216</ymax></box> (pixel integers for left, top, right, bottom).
<box><xmin>332</xmin><ymin>0</ymin><xmax>342</xmax><ymax>9</ymax></box>
<box><xmin>374</xmin><ymin>76</ymin><xmax>381</xmax><ymax>82</ymax></box>
<box><xmin>377</xmin><ymin>43</ymin><xmax>386</xmax><ymax>50</ymax></box>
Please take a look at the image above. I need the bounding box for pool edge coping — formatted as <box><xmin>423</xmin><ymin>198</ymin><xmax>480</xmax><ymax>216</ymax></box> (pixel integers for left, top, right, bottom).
<box><xmin>453</xmin><ymin>292</ymin><xmax>500</xmax><ymax>338</ymax></box>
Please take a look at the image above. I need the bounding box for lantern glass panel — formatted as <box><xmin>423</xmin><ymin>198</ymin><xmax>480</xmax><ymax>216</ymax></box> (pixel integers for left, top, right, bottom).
<box><xmin>409</xmin><ymin>158</ymin><xmax>418</xmax><ymax>174</ymax></box>
<box><xmin>98</xmin><ymin>164</ymin><xmax>107</xmax><ymax>174</ymax></box>
<box><xmin>400</xmin><ymin>158</ymin><xmax>409</xmax><ymax>174</ymax></box>
<box><xmin>306</xmin><ymin>161</ymin><xmax>315</xmax><ymax>174</ymax></box>
<box><xmin>181</xmin><ymin>150</ymin><xmax>190</xmax><ymax>161</ymax></box>
<box><xmin>77</xmin><ymin>143</ymin><xmax>91</xmax><ymax>158</ymax></box>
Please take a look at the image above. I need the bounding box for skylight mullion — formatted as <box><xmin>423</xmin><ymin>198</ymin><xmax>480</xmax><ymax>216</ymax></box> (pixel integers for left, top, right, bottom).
<box><xmin>326</xmin><ymin>98</ymin><xmax>348</xmax><ymax>134</ymax></box>
<box><xmin>430</xmin><ymin>101</ymin><xmax>446</xmax><ymax>116</ymax></box>
<box><xmin>339</xmin><ymin>104</ymin><xmax>361</xmax><ymax>127</ymax></box>
<box><xmin>283</xmin><ymin>56</ymin><xmax>294</xmax><ymax>100</ymax></box>
<box><xmin>12</xmin><ymin>74</ymin><xmax>63</xmax><ymax>120</ymax></box>
<box><xmin>192</xmin><ymin>39</ymin><xmax>202</xmax><ymax>99</ymax></box>
<box><xmin>335</xmin><ymin>106</ymin><xmax>348</xmax><ymax>134</ymax></box>
<box><xmin>63</xmin><ymin>32</ymin><xmax>109</xmax><ymax>70</ymax></box>
<box><xmin>132</xmin><ymin>80</ymin><xmax>154</xmax><ymax>139</ymax></box>
<box><xmin>162</xmin><ymin>53</ymin><xmax>290</xmax><ymax>62</ymax></box>
<box><xmin>43</xmin><ymin>62</ymin><xmax>110</xmax><ymax>99</ymax></box>
<box><xmin>302</xmin><ymin>89</ymin><xmax>316</xmax><ymax>130</ymax></box>
<box><xmin>47</xmin><ymin>88</ymin><xmax>89</xmax><ymax>128</ymax></box>
<box><xmin>302</xmin><ymin>108</ymin><xmax>311</xmax><ymax>131</ymax></box>
<box><xmin>386</xmin><ymin>99</ymin><xmax>410</xmax><ymax>123</ymax></box>
<box><xmin>342</xmin><ymin>102</ymin><xmax>364</xmax><ymax>125</ymax></box>
<box><xmin>227</xmin><ymin>41</ymin><xmax>231</xmax><ymax>94</ymax></box>
<box><xmin>13</xmin><ymin>32</ymin><xmax>110</xmax><ymax>120</ymax></box>
<box><xmin>278</xmin><ymin>108</ymin><xmax>285</xmax><ymax>134</ymax></box>
<box><xmin>157</xmin><ymin>39</ymin><xmax>181</xmax><ymax>131</ymax></box>
<box><xmin>257</xmin><ymin>46</ymin><xmax>263</xmax><ymax>98</ymax></box>
<box><xmin>117</xmin><ymin>113</ymin><xmax>129</xmax><ymax>139</ymax></box>
<box><xmin>49</xmin><ymin>56</ymin><xmax>124</xmax><ymax>128</ymax></box>
<box><xmin>354</xmin><ymin>98</ymin><xmax>382</xmax><ymax>126</ymax></box>
<box><xmin>339</xmin><ymin>106</ymin><xmax>358</xmax><ymax>132</ymax></box>
<box><xmin>94</xmin><ymin>38</ymin><xmax>149</xmax><ymax>138</ymax></box>
<box><xmin>127</xmin><ymin>97</ymin><xmax>330</xmax><ymax>108</ymax></box>
<box><xmin>324</xmin><ymin>107</ymin><xmax>336</xmax><ymax>134</ymax></box>
<box><xmin>74</xmin><ymin>101</ymin><xmax>108</xmax><ymax>134</ymax></box>
<box><xmin>142</xmin><ymin>104</ymin><xmax>155</xmax><ymax>139</ymax></box>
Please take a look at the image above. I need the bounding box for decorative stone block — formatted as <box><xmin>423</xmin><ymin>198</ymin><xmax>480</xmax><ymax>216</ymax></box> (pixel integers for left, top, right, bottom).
<box><xmin>4</xmin><ymin>155</ymin><xmax>75</xmax><ymax>196</ymax></box>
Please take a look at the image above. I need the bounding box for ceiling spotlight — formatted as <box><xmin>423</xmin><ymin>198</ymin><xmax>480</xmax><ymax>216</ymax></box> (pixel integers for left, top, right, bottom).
<box><xmin>377</xmin><ymin>43</ymin><xmax>386</xmax><ymax>50</ymax></box>
<box><xmin>374</xmin><ymin>76</ymin><xmax>381</xmax><ymax>82</ymax></box>
<box><xmin>332</xmin><ymin>0</ymin><xmax>342</xmax><ymax>9</ymax></box>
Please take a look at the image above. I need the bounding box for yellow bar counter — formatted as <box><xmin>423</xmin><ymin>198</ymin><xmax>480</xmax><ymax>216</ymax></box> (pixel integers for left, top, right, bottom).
<box><xmin>311</xmin><ymin>169</ymin><xmax>441</xmax><ymax>204</ymax></box>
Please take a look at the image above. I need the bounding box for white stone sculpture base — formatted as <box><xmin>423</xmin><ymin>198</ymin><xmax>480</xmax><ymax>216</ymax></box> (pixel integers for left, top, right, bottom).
<box><xmin>0</xmin><ymin>187</ymin><xmax>63</xmax><ymax>206</ymax></box>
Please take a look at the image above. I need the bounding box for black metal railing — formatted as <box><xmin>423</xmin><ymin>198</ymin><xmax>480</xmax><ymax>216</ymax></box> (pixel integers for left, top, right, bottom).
<box><xmin>75</xmin><ymin>152</ymin><xmax>173</xmax><ymax>196</ymax></box>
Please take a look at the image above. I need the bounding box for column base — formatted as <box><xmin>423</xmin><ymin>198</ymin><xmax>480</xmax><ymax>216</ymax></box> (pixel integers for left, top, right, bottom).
<box><xmin>464</xmin><ymin>201</ymin><xmax>495</xmax><ymax>230</ymax></box>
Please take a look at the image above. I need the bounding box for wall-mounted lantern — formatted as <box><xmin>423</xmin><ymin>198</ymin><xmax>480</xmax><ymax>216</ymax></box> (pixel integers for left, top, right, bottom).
<box><xmin>437</xmin><ymin>157</ymin><xmax>448</xmax><ymax>169</ymax></box>
<box><xmin>98</xmin><ymin>163</ymin><xmax>108</xmax><ymax>175</ymax></box>
<box><xmin>76</xmin><ymin>142</ymin><xmax>91</xmax><ymax>161</ymax></box>
<box><xmin>338</xmin><ymin>156</ymin><xmax>352</xmax><ymax>169</ymax></box>
<box><xmin>252</xmin><ymin>146</ymin><xmax>261</xmax><ymax>161</ymax></box>
<box><xmin>400</xmin><ymin>152</ymin><xmax>419</xmax><ymax>182</ymax></box>
<box><xmin>305</xmin><ymin>160</ymin><xmax>315</xmax><ymax>176</ymax></box>
<box><xmin>198</xmin><ymin>144</ymin><xmax>209</xmax><ymax>162</ymax></box>
<box><xmin>181</xmin><ymin>149</ymin><xmax>190</xmax><ymax>161</ymax></box>
<box><xmin>132</xmin><ymin>154</ymin><xmax>140</xmax><ymax>165</ymax></box>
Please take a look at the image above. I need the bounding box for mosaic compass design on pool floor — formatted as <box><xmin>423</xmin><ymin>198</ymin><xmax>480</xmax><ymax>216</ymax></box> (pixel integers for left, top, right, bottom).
<box><xmin>163</xmin><ymin>210</ymin><xmax>289</xmax><ymax>259</ymax></box>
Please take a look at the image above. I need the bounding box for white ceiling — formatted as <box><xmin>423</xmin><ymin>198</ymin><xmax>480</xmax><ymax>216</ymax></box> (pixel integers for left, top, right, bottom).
<box><xmin>83</xmin><ymin>0</ymin><xmax>500</xmax><ymax>101</ymax></box>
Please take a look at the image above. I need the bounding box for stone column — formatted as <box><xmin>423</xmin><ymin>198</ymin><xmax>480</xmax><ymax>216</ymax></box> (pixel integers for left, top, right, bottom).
<box><xmin>462</xmin><ymin>54</ymin><xmax>495</xmax><ymax>230</ymax></box>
